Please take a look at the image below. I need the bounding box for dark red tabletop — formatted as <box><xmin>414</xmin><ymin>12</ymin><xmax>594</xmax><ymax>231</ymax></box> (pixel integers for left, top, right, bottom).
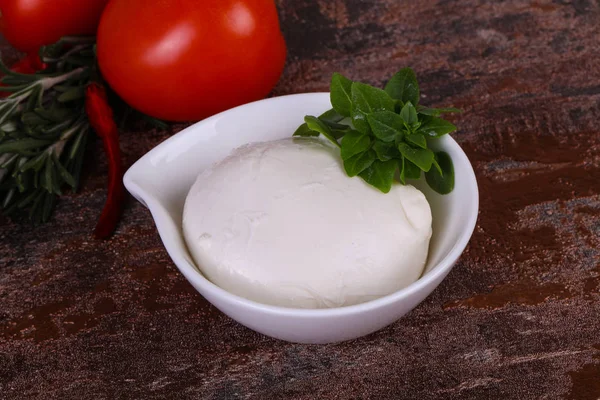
<box><xmin>1</xmin><ymin>1</ymin><xmax>599</xmax><ymax>398</ymax></box>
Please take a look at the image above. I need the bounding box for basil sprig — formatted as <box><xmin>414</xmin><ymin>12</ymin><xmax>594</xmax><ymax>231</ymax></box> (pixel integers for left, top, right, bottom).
<box><xmin>294</xmin><ymin>68</ymin><xmax>460</xmax><ymax>194</ymax></box>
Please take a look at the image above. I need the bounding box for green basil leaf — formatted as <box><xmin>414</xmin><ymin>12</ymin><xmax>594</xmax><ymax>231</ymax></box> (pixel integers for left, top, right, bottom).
<box><xmin>425</xmin><ymin>151</ymin><xmax>455</xmax><ymax>194</ymax></box>
<box><xmin>399</xmin><ymin>101</ymin><xmax>418</xmax><ymax>125</ymax></box>
<box><xmin>304</xmin><ymin>115</ymin><xmax>340</xmax><ymax>147</ymax></box>
<box><xmin>360</xmin><ymin>159</ymin><xmax>398</xmax><ymax>193</ymax></box>
<box><xmin>330</xmin><ymin>73</ymin><xmax>353</xmax><ymax>117</ymax></box>
<box><xmin>318</xmin><ymin>108</ymin><xmax>345</xmax><ymax>123</ymax></box>
<box><xmin>293</xmin><ymin>122</ymin><xmax>319</xmax><ymax>137</ymax></box>
<box><xmin>398</xmin><ymin>156</ymin><xmax>422</xmax><ymax>184</ymax></box>
<box><xmin>351</xmin><ymin>82</ymin><xmax>395</xmax><ymax>134</ymax></box>
<box><xmin>331</xmin><ymin>129</ymin><xmax>348</xmax><ymax>139</ymax></box>
<box><xmin>319</xmin><ymin>108</ymin><xmax>349</xmax><ymax>130</ymax></box>
<box><xmin>343</xmin><ymin>150</ymin><xmax>376</xmax><ymax>177</ymax></box>
<box><xmin>367</xmin><ymin>110</ymin><xmax>405</xmax><ymax>142</ymax></box>
<box><xmin>394</xmin><ymin>133</ymin><xmax>404</xmax><ymax>147</ymax></box>
<box><xmin>321</xmin><ymin>120</ymin><xmax>350</xmax><ymax>130</ymax></box>
<box><xmin>403</xmin><ymin>157</ymin><xmax>422</xmax><ymax>180</ymax></box>
<box><xmin>341</xmin><ymin>130</ymin><xmax>371</xmax><ymax>160</ymax></box>
<box><xmin>398</xmin><ymin>158</ymin><xmax>405</xmax><ymax>184</ymax></box>
<box><xmin>372</xmin><ymin>140</ymin><xmax>399</xmax><ymax>161</ymax></box>
<box><xmin>418</xmin><ymin>107</ymin><xmax>462</xmax><ymax>116</ymax></box>
<box><xmin>418</xmin><ymin>115</ymin><xmax>457</xmax><ymax>137</ymax></box>
<box><xmin>431</xmin><ymin>157</ymin><xmax>443</xmax><ymax>175</ymax></box>
<box><xmin>384</xmin><ymin>67</ymin><xmax>420</xmax><ymax>106</ymax></box>
<box><xmin>406</xmin><ymin>133</ymin><xmax>427</xmax><ymax>149</ymax></box>
<box><xmin>398</xmin><ymin>143</ymin><xmax>434</xmax><ymax>172</ymax></box>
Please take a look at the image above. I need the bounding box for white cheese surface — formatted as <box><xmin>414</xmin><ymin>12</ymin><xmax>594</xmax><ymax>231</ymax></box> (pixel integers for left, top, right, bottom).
<box><xmin>182</xmin><ymin>138</ymin><xmax>432</xmax><ymax>309</ymax></box>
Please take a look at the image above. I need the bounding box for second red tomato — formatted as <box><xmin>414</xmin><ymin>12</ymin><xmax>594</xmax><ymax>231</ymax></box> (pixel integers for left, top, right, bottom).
<box><xmin>0</xmin><ymin>0</ymin><xmax>108</xmax><ymax>52</ymax></box>
<box><xmin>97</xmin><ymin>0</ymin><xmax>287</xmax><ymax>122</ymax></box>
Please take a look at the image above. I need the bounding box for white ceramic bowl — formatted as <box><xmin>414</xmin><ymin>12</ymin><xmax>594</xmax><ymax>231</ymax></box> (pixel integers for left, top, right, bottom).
<box><xmin>124</xmin><ymin>93</ymin><xmax>479</xmax><ymax>344</ymax></box>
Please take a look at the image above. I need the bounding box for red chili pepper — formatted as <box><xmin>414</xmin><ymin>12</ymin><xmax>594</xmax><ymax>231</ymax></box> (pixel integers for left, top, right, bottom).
<box><xmin>85</xmin><ymin>82</ymin><xmax>125</xmax><ymax>239</ymax></box>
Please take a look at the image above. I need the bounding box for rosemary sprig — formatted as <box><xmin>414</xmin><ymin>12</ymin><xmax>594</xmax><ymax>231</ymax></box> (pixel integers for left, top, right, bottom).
<box><xmin>0</xmin><ymin>37</ymin><xmax>95</xmax><ymax>223</ymax></box>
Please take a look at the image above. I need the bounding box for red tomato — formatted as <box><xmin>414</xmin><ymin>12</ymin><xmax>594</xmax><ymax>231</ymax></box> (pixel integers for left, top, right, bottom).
<box><xmin>0</xmin><ymin>0</ymin><xmax>108</xmax><ymax>52</ymax></box>
<box><xmin>97</xmin><ymin>0</ymin><xmax>286</xmax><ymax>122</ymax></box>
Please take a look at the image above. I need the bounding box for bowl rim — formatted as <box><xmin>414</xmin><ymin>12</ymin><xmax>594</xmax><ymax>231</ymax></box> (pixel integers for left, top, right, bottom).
<box><xmin>124</xmin><ymin>92</ymin><xmax>479</xmax><ymax>318</ymax></box>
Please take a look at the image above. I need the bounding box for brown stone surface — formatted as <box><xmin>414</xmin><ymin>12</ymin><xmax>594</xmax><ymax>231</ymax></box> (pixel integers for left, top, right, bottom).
<box><xmin>1</xmin><ymin>1</ymin><xmax>600</xmax><ymax>398</ymax></box>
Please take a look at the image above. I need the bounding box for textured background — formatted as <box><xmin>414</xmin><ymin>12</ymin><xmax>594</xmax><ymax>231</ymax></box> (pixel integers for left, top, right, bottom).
<box><xmin>1</xmin><ymin>0</ymin><xmax>600</xmax><ymax>399</ymax></box>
